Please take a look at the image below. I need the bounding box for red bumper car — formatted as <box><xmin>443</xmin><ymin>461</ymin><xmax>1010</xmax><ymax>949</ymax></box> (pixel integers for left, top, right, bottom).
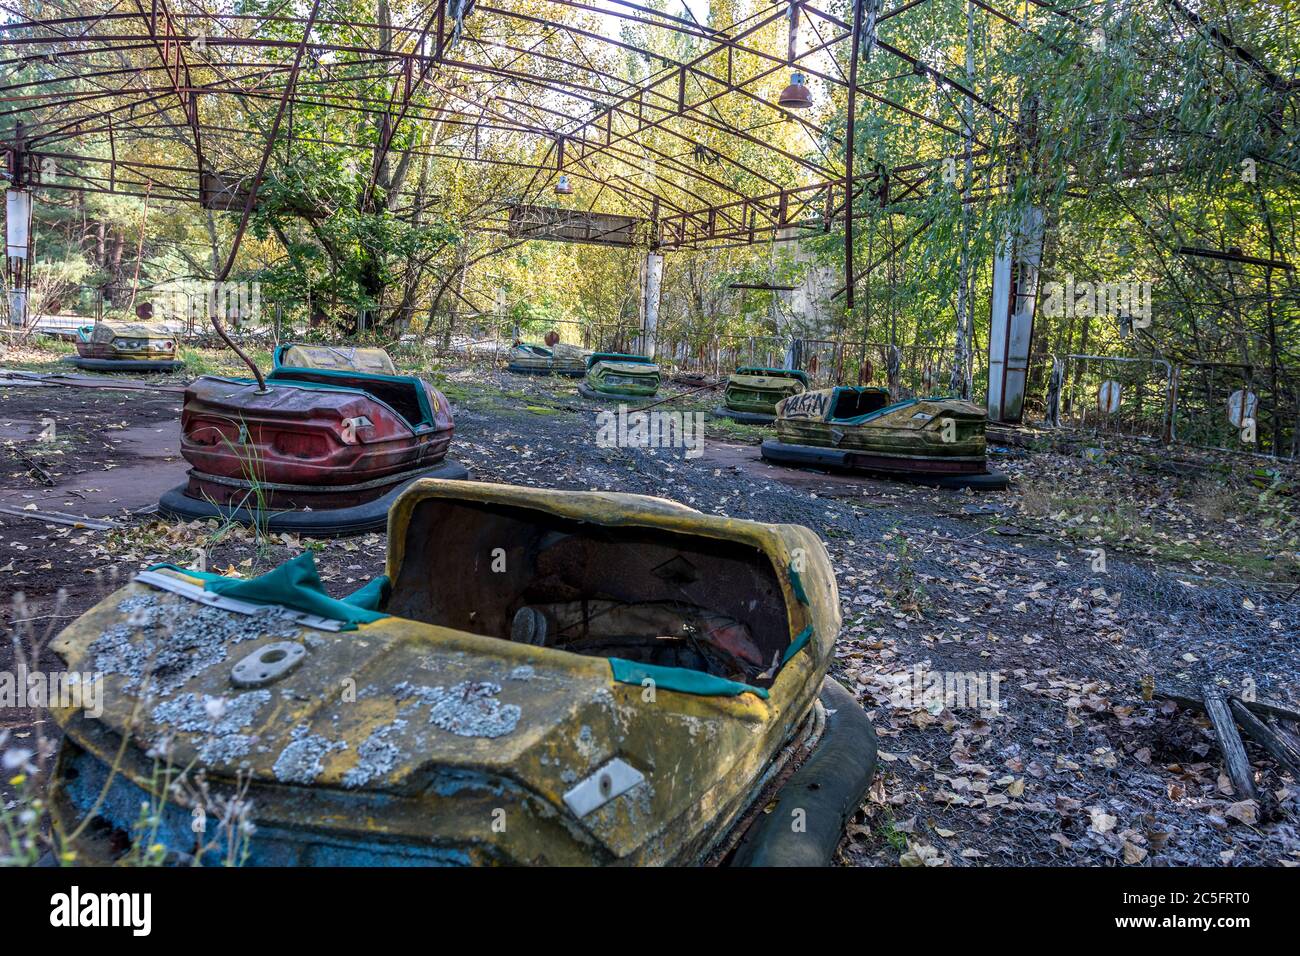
<box><xmin>159</xmin><ymin>351</ymin><xmax>468</xmax><ymax>534</ymax></box>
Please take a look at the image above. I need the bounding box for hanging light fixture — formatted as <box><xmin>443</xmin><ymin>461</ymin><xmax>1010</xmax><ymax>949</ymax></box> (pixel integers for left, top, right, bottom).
<box><xmin>779</xmin><ymin>72</ymin><xmax>813</xmax><ymax>109</ymax></box>
<box><xmin>553</xmin><ymin>135</ymin><xmax>572</xmax><ymax>194</ymax></box>
<box><xmin>779</xmin><ymin>3</ymin><xmax>811</xmax><ymax>109</ymax></box>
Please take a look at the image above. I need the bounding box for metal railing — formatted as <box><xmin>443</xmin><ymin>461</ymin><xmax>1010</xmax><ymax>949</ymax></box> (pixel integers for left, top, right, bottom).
<box><xmin>1044</xmin><ymin>353</ymin><xmax>1298</xmax><ymax>460</ymax></box>
<box><xmin>1045</xmin><ymin>354</ymin><xmax>1176</xmax><ymax>443</ymax></box>
<box><xmin>1174</xmin><ymin>361</ymin><xmax>1299</xmax><ymax>459</ymax></box>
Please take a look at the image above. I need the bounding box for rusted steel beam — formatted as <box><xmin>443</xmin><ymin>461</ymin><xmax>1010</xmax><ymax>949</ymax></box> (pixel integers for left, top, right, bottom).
<box><xmin>361</xmin><ymin>2</ymin><xmax>447</xmax><ymax>210</ymax></box>
<box><xmin>1177</xmin><ymin>246</ymin><xmax>1294</xmax><ymax>271</ymax></box>
<box><xmin>555</xmin><ymin>7</ymin><xmax>793</xmax><ymax>151</ymax></box>
<box><xmin>1165</xmin><ymin>0</ymin><xmax>1296</xmax><ymax>92</ymax></box>
<box><xmin>567</xmin><ymin>68</ymin><xmax>839</xmax><ymax>183</ymax></box>
<box><xmin>0</xmin><ymin>4</ymin><xmax>833</xmax><ymax>178</ymax></box>
<box><xmin>9</xmin><ymin>88</ymin><xmax>178</xmax><ymax>142</ymax></box>
<box><xmin>655</xmin><ymin>145</ymin><xmax>995</xmax><ymax>249</ymax></box>
<box><xmin>844</xmin><ymin>0</ymin><xmax>865</xmax><ymax>315</ymax></box>
<box><xmin>438</xmin><ymin>85</ymin><xmax>750</xmax><ymax>210</ymax></box>
<box><xmin>546</xmin><ymin>0</ymin><xmax>725</xmax><ymax>40</ymax></box>
<box><xmin>209</xmin><ymin>0</ymin><xmax>325</xmax><ymax>391</ymax></box>
<box><xmin>177</xmin><ymin>76</ymin><xmax>702</xmax><ymax>215</ymax></box>
<box><xmin>557</xmin><ymin>36</ymin><xmax>850</xmax><ymax>182</ymax></box>
<box><xmin>433</xmin><ymin>33</ymin><xmax>794</xmax><ymax>190</ymax></box>
<box><xmin>132</xmin><ymin>0</ymin><xmax>206</xmax><ymax>196</ymax></box>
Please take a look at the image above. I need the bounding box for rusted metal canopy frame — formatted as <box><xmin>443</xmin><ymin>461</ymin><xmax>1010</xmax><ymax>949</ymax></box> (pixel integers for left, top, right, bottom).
<box><xmin>212</xmin><ymin>0</ymin><xmax>327</xmax><ymax>388</ymax></box>
<box><xmin>132</xmin><ymin>0</ymin><xmax>205</xmax><ymax>177</ymax></box>
<box><xmin>0</xmin><ymin>1</ymin><xmax>1040</xmax><ymax>223</ymax></box>
<box><xmin>0</xmin><ymin>0</ymin><xmax>1092</xmax><ymax>351</ymax></box>
<box><xmin>4</xmin><ymin>29</ymin><xmax>730</xmax><ymax>222</ymax></box>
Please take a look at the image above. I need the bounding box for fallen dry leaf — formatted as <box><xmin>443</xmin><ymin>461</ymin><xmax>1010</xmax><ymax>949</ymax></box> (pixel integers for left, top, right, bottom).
<box><xmin>1122</xmin><ymin>841</ymin><xmax>1148</xmax><ymax>864</ymax></box>
<box><xmin>1089</xmin><ymin>808</ymin><xmax>1118</xmax><ymax>834</ymax></box>
<box><xmin>1225</xmin><ymin>800</ymin><xmax>1259</xmax><ymax>825</ymax></box>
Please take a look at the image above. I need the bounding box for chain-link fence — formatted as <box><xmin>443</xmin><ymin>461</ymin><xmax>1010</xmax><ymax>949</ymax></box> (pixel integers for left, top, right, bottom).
<box><xmin>1043</xmin><ymin>353</ymin><xmax>1298</xmax><ymax>460</ymax></box>
<box><xmin>1174</xmin><ymin>361</ymin><xmax>1299</xmax><ymax>459</ymax></box>
<box><xmin>1045</xmin><ymin>354</ymin><xmax>1176</xmax><ymax>443</ymax></box>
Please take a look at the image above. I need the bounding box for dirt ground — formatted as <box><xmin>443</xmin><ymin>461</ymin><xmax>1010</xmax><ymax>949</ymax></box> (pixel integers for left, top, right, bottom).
<box><xmin>2</xmin><ymin>354</ymin><xmax>1297</xmax><ymax>866</ymax></box>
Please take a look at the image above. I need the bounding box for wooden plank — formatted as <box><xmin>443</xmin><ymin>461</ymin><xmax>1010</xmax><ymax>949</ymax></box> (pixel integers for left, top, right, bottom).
<box><xmin>1229</xmin><ymin>698</ymin><xmax>1300</xmax><ymax>780</ymax></box>
<box><xmin>1155</xmin><ymin>689</ymin><xmax>1300</xmax><ymax>725</ymax></box>
<box><xmin>1243</xmin><ymin>697</ymin><xmax>1300</xmax><ymax>725</ymax></box>
<box><xmin>1203</xmin><ymin>684</ymin><xmax>1258</xmax><ymax>801</ymax></box>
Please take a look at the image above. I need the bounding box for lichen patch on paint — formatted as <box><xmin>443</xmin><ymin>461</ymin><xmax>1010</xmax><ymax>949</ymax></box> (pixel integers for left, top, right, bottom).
<box><xmin>150</xmin><ymin>690</ymin><xmax>271</xmax><ymax>765</ymax></box>
<box><xmin>274</xmin><ymin>725</ymin><xmax>347</xmax><ymax>784</ymax></box>
<box><xmin>396</xmin><ymin>680</ymin><xmax>521</xmax><ymax>738</ymax></box>
<box><xmin>574</xmin><ymin>723</ymin><xmax>603</xmax><ymax>762</ymax></box>
<box><xmin>198</xmin><ymin>734</ymin><xmax>259</xmax><ymax>764</ymax></box>
<box><xmin>151</xmin><ymin>690</ymin><xmax>271</xmax><ymax>735</ymax></box>
<box><xmin>92</xmin><ymin>592</ymin><xmax>301</xmax><ymax>694</ymax></box>
<box><xmin>342</xmin><ymin>719</ymin><xmax>408</xmax><ymax>788</ymax></box>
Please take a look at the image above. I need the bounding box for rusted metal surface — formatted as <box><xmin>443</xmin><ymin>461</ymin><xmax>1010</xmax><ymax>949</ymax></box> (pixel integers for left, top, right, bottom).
<box><xmin>506</xmin><ymin>205</ymin><xmax>645</xmax><ymax>247</ymax></box>
<box><xmin>987</xmin><ymin>206</ymin><xmax>1046</xmax><ymax>422</ymax></box>
<box><xmin>179</xmin><ymin>373</ymin><xmax>455</xmax><ymax>508</ymax></box>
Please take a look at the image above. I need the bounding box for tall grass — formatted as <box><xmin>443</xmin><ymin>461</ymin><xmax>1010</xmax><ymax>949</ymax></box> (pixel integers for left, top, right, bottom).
<box><xmin>201</xmin><ymin>413</ymin><xmax>278</xmax><ymax>562</ymax></box>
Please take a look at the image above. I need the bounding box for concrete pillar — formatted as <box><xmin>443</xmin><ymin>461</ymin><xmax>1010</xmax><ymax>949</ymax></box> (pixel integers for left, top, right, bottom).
<box><xmin>640</xmin><ymin>251</ymin><xmax>663</xmax><ymax>358</ymax></box>
<box><xmin>5</xmin><ymin>188</ymin><xmax>31</xmax><ymax>328</ymax></box>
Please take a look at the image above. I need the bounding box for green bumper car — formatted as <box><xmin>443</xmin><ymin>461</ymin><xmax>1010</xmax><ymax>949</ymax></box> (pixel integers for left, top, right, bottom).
<box><xmin>578</xmin><ymin>352</ymin><xmax>661</xmax><ymax>402</ymax></box>
<box><xmin>715</xmin><ymin>367</ymin><xmax>810</xmax><ymax>424</ymax></box>
<box><xmin>507</xmin><ymin>342</ymin><xmax>589</xmax><ymax>377</ymax></box>
<box><xmin>762</xmin><ymin>387</ymin><xmax>1008</xmax><ymax>489</ymax></box>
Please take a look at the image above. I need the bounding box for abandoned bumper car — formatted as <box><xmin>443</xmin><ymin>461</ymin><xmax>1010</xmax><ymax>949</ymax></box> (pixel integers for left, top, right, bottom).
<box><xmin>761</xmin><ymin>386</ymin><xmax>1009</xmax><ymax>489</ymax></box>
<box><xmin>577</xmin><ymin>352</ymin><xmax>661</xmax><ymax>401</ymax></box>
<box><xmin>506</xmin><ymin>342</ymin><xmax>589</xmax><ymax>377</ymax></box>
<box><xmin>714</xmin><ymin>367</ymin><xmax>810</xmax><ymax>425</ymax></box>
<box><xmin>64</xmin><ymin>319</ymin><xmax>184</xmax><ymax>373</ymax></box>
<box><xmin>273</xmin><ymin>343</ymin><xmax>398</xmax><ymax>375</ymax></box>
<box><xmin>157</xmin><ymin>344</ymin><xmax>467</xmax><ymax>535</ymax></box>
<box><xmin>50</xmin><ymin>480</ymin><xmax>877</xmax><ymax>866</ymax></box>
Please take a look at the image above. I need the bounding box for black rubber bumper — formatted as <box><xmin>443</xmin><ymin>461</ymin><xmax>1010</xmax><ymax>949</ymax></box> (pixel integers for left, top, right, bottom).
<box><xmin>730</xmin><ymin>677</ymin><xmax>877</xmax><ymax>867</ymax></box>
<box><xmin>62</xmin><ymin>356</ymin><xmax>185</xmax><ymax>374</ymax></box>
<box><xmin>157</xmin><ymin>460</ymin><xmax>469</xmax><ymax>536</ymax></box>
<box><xmin>712</xmin><ymin>405</ymin><xmax>776</xmax><ymax>425</ymax></box>
<box><xmin>577</xmin><ymin>382</ymin><xmax>659</xmax><ymax>403</ymax></box>
<box><xmin>760</xmin><ymin>439</ymin><xmax>1010</xmax><ymax>490</ymax></box>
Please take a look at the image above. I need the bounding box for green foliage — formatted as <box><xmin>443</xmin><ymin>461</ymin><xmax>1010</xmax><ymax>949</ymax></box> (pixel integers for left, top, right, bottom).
<box><xmin>8</xmin><ymin>0</ymin><xmax>1294</xmax><ymax>398</ymax></box>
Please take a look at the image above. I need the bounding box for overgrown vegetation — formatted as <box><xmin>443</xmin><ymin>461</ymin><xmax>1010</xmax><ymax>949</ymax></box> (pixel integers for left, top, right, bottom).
<box><xmin>8</xmin><ymin>3</ymin><xmax>1291</xmax><ymax>423</ymax></box>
